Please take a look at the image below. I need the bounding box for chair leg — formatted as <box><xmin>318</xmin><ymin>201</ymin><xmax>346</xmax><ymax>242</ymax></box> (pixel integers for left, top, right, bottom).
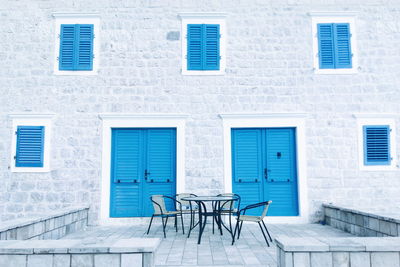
<box><xmin>231</xmin><ymin>219</ymin><xmax>239</xmax><ymax>245</ymax></box>
<box><xmin>258</xmin><ymin>222</ymin><xmax>270</xmax><ymax>246</ymax></box>
<box><xmin>161</xmin><ymin>216</ymin><xmax>167</xmax><ymax>238</ymax></box>
<box><xmin>174</xmin><ymin>215</ymin><xmax>178</xmax><ymax>232</ymax></box>
<box><xmin>146</xmin><ymin>215</ymin><xmax>154</xmax><ymax>235</ymax></box>
<box><xmin>180</xmin><ymin>213</ymin><xmax>185</xmax><ymax>234</ymax></box>
<box><xmin>237</xmin><ymin>221</ymin><xmax>244</xmax><ymax>240</ymax></box>
<box><xmin>261</xmin><ymin>220</ymin><xmax>272</xmax><ymax>242</ymax></box>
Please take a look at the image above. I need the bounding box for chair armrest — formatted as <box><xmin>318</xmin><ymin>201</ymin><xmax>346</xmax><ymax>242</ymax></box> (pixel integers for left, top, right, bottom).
<box><xmin>238</xmin><ymin>201</ymin><xmax>271</xmax><ymax>215</ymax></box>
<box><xmin>163</xmin><ymin>195</ymin><xmax>182</xmax><ymax>211</ymax></box>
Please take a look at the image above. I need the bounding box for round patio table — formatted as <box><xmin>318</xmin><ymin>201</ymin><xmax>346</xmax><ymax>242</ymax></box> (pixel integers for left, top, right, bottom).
<box><xmin>181</xmin><ymin>195</ymin><xmax>239</xmax><ymax>244</ymax></box>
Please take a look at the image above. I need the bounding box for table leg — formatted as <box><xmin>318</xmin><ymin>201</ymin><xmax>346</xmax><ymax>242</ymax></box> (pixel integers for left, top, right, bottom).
<box><xmin>197</xmin><ymin>201</ymin><xmax>207</xmax><ymax>245</ymax></box>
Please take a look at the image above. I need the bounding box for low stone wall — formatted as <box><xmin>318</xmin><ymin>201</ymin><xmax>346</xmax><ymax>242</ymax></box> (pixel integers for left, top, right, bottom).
<box><xmin>276</xmin><ymin>236</ymin><xmax>400</xmax><ymax>267</ymax></box>
<box><xmin>0</xmin><ymin>206</ymin><xmax>89</xmax><ymax>240</ymax></box>
<box><xmin>0</xmin><ymin>238</ymin><xmax>160</xmax><ymax>267</ymax></box>
<box><xmin>323</xmin><ymin>203</ymin><xmax>400</xmax><ymax>237</ymax></box>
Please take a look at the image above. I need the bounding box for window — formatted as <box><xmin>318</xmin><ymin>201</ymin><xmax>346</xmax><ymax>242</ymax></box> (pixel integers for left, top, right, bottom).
<box><xmin>355</xmin><ymin>115</ymin><xmax>397</xmax><ymax>171</ymax></box>
<box><xmin>310</xmin><ymin>12</ymin><xmax>358</xmax><ymax>74</ymax></box>
<box><xmin>53</xmin><ymin>13</ymin><xmax>100</xmax><ymax>75</ymax></box>
<box><xmin>179</xmin><ymin>13</ymin><xmax>226</xmax><ymax>75</ymax></box>
<box><xmin>317</xmin><ymin>23</ymin><xmax>352</xmax><ymax>69</ymax></box>
<box><xmin>10</xmin><ymin>114</ymin><xmax>54</xmax><ymax>172</ymax></box>
<box><xmin>363</xmin><ymin>125</ymin><xmax>391</xmax><ymax>166</ymax></box>
<box><xmin>15</xmin><ymin>126</ymin><xmax>45</xmax><ymax>167</ymax></box>
<box><xmin>59</xmin><ymin>24</ymin><xmax>94</xmax><ymax>71</ymax></box>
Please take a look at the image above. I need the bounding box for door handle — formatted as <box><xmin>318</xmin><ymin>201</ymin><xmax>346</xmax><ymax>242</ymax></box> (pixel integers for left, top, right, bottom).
<box><xmin>264</xmin><ymin>168</ymin><xmax>268</xmax><ymax>181</ymax></box>
<box><xmin>144</xmin><ymin>169</ymin><xmax>151</xmax><ymax>180</ymax></box>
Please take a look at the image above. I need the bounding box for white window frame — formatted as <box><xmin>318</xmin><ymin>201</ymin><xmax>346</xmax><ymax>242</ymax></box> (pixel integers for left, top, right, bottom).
<box><xmin>219</xmin><ymin>113</ymin><xmax>309</xmax><ymax>223</ymax></box>
<box><xmin>53</xmin><ymin>13</ymin><xmax>100</xmax><ymax>75</ymax></box>
<box><xmin>9</xmin><ymin>114</ymin><xmax>55</xmax><ymax>173</ymax></box>
<box><xmin>178</xmin><ymin>12</ymin><xmax>227</xmax><ymax>76</ymax></box>
<box><xmin>309</xmin><ymin>12</ymin><xmax>358</xmax><ymax>75</ymax></box>
<box><xmin>355</xmin><ymin>114</ymin><xmax>397</xmax><ymax>171</ymax></box>
<box><xmin>98</xmin><ymin>113</ymin><xmax>188</xmax><ymax>224</ymax></box>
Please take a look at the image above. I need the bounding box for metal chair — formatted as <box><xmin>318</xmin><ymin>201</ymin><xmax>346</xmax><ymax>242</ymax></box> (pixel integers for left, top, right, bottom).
<box><xmin>232</xmin><ymin>200</ymin><xmax>273</xmax><ymax>246</ymax></box>
<box><xmin>146</xmin><ymin>195</ymin><xmax>184</xmax><ymax>238</ymax></box>
<box><xmin>214</xmin><ymin>193</ymin><xmax>241</xmax><ymax>235</ymax></box>
<box><xmin>175</xmin><ymin>193</ymin><xmax>198</xmax><ymax>234</ymax></box>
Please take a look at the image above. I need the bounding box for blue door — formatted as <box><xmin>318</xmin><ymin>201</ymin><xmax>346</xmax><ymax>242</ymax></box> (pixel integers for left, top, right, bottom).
<box><xmin>110</xmin><ymin>128</ymin><xmax>176</xmax><ymax>217</ymax></box>
<box><xmin>232</xmin><ymin>128</ymin><xmax>299</xmax><ymax>216</ymax></box>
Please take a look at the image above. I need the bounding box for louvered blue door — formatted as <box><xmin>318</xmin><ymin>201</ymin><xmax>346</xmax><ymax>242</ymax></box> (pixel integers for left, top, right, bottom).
<box><xmin>110</xmin><ymin>128</ymin><xmax>176</xmax><ymax>217</ymax></box>
<box><xmin>232</xmin><ymin>128</ymin><xmax>299</xmax><ymax>216</ymax></box>
<box><xmin>264</xmin><ymin>129</ymin><xmax>298</xmax><ymax>216</ymax></box>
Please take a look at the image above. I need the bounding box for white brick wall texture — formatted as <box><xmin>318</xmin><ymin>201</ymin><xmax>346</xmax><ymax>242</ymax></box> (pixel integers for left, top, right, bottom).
<box><xmin>1</xmin><ymin>0</ymin><xmax>400</xmax><ymax>224</ymax></box>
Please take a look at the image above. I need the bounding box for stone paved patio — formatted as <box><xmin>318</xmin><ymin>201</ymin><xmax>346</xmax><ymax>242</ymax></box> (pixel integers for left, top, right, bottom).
<box><xmin>63</xmin><ymin>220</ymin><xmax>352</xmax><ymax>267</ymax></box>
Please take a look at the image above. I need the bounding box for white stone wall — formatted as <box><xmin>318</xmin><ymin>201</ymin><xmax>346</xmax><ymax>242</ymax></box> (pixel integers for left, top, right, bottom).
<box><xmin>1</xmin><ymin>0</ymin><xmax>400</xmax><ymax>224</ymax></box>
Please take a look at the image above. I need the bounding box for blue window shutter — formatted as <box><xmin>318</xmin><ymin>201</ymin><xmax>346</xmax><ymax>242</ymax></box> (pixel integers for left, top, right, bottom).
<box><xmin>334</xmin><ymin>23</ymin><xmax>352</xmax><ymax>68</ymax></box>
<box><xmin>204</xmin><ymin>24</ymin><xmax>220</xmax><ymax>70</ymax></box>
<box><xmin>76</xmin><ymin>24</ymin><xmax>94</xmax><ymax>70</ymax></box>
<box><xmin>187</xmin><ymin>24</ymin><xmax>203</xmax><ymax>70</ymax></box>
<box><xmin>317</xmin><ymin>23</ymin><xmax>335</xmax><ymax>69</ymax></box>
<box><xmin>15</xmin><ymin>126</ymin><xmax>45</xmax><ymax>167</ymax></box>
<box><xmin>232</xmin><ymin>129</ymin><xmax>263</xmax><ymax>183</ymax></box>
<box><xmin>59</xmin><ymin>24</ymin><xmax>76</xmax><ymax>70</ymax></box>
<box><xmin>363</xmin><ymin>126</ymin><xmax>391</xmax><ymax>165</ymax></box>
<box><xmin>59</xmin><ymin>24</ymin><xmax>93</xmax><ymax>71</ymax></box>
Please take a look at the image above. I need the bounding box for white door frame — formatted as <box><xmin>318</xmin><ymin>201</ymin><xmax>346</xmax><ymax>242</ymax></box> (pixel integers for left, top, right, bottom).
<box><xmin>219</xmin><ymin>113</ymin><xmax>309</xmax><ymax>223</ymax></box>
<box><xmin>99</xmin><ymin>114</ymin><xmax>187</xmax><ymax>224</ymax></box>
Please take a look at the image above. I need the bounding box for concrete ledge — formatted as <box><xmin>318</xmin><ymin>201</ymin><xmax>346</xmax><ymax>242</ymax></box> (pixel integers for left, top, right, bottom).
<box><xmin>323</xmin><ymin>203</ymin><xmax>400</xmax><ymax>237</ymax></box>
<box><xmin>276</xmin><ymin>237</ymin><xmax>400</xmax><ymax>267</ymax></box>
<box><xmin>0</xmin><ymin>238</ymin><xmax>160</xmax><ymax>267</ymax></box>
<box><xmin>0</xmin><ymin>206</ymin><xmax>89</xmax><ymax>240</ymax></box>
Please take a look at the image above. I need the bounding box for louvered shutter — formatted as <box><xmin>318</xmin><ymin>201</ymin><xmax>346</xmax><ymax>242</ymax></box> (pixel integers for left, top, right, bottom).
<box><xmin>232</xmin><ymin>129</ymin><xmax>263</xmax><ymax>183</ymax></box>
<box><xmin>76</xmin><ymin>24</ymin><xmax>94</xmax><ymax>70</ymax></box>
<box><xmin>187</xmin><ymin>24</ymin><xmax>203</xmax><ymax>70</ymax></box>
<box><xmin>59</xmin><ymin>24</ymin><xmax>94</xmax><ymax>71</ymax></box>
<box><xmin>204</xmin><ymin>24</ymin><xmax>220</xmax><ymax>70</ymax></box>
<box><xmin>334</xmin><ymin>23</ymin><xmax>352</xmax><ymax>68</ymax></box>
<box><xmin>363</xmin><ymin>126</ymin><xmax>391</xmax><ymax>165</ymax></box>
<box><xmin>15</xmin><ymin>126</ymin><xmax>45</xmax><ymax>167</ymax></box>
<box><xmin>146</xmin><ymin>129</ymin><xmax>176</xmax><ymax>183</ymax></box>
<box><xmin>317</xmin><ymin>23</ymin><xmax>335</xmax><ymax>69</ymax></box>
<box><xmin>59</xmin><ymin>25</ymin><xmax>75</xmax><ymax>70</ymax></box>
<box><xmin>112</xmin><ymin>129</ymin><xmax>143</xmax><ymax>183</ymax></box>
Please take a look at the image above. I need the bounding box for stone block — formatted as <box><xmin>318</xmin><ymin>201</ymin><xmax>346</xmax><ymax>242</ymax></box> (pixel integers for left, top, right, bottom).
<box><xmin>94</xmin><ymin>254</ymin><xmax>121</xmax><ymax>267</ymax></box>
<box><xmin>0</xmin><ymin>255</ymin><xmax>27</xmax><ymax>267</ymax></box>
<box><xmin>27</xmin><ymin>255</ymin><xmax>53</xmax><ymax>267</ymax></box>
<box><xmin>323</xmin><ymin>238</ymin><xmax>366</xmax><ymax>251</ymax></box>
<box><xmin>358</xmin><ymin>237</ymin><xmax>400</xmax><ymax>251</ymax></box>
<box><xmin>32</xmin><ymin>222</ymin><xmax>45</xmax><ymax>236</ymax></box>
<box><xmin>350</xmin><ymin>252</ymin><xmax>370</xmax><ymax>267</ymax></box>
<box><xmin>109</xmin><ymin>238</ymin><xmax>160</xmax><ymax>253</ymax></box>
<box><xmin>371</xmin><ymin>252</ymin><xmax>400</xmax><ymax>267</ymax></box>
<box><xmin>280</xmin><ymin>251</ymin><xmax>293</xmax><ymax>267</ymax></box>
<box><xmin>71</xmin><ymin>254</ymin><xmax>94</xmax><ymax>267</ymax></box>
<box><xmin>65</xmin><ymin>214</ymin><xmax>73</xmax><ymax>225</ymax></box>
<box><xmin>53</xmin><ymin>254</ymin><xmax>71</xmax><ymax>267</ymax></box>
<box><xmin>143</xmin><ymin>253</ymin><xmax>154</xmax><ymax>267</ymax></box>
<box><xmin>355</xmin><ymin>215</ymin><xmax>364</xmax><ymax>226</ymax></box>
<box><xmin>16</xmin><ymin>226</ymin><xmax>30</xmax><ymax>240</ymax></box>
<box><xmin>293</xmin><ymin>252</ymin><xmax>310</xmax><ymax>267</ymax></box>
<box><xmin>368</xmin><ymin>218</ymin><xmax>380</xmax><ymax>232</ymax></box>
<box><xmin>121</xmin><ymin>253</ymin><xmax>142</xmax><ymax>267</ymax></box>
<box><xmin>275</xmin><ymin>237</ymin><xmax>329</xmax><ymax>252</ymax></box>
<box><xmin>6</xmin><ymin>229</ymin><xmax>17</xmax><ymax>240</ymax></box>
<box><xmin>332</xmin><ymin>252</ymin><xmax>350</xmax><ymax>267</ymax></box>
<box><xmin>310</xmin><ymin>252</ymin><xmax>333</xmax><ymax>267</ymax></box>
